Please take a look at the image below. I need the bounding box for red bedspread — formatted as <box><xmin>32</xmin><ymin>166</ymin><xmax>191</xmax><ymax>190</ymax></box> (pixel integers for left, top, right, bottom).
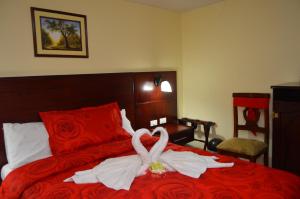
<box><xmin>1</xmin><ymin>137</ymin><xmax>300</xmax><ymax>199</ymax></box>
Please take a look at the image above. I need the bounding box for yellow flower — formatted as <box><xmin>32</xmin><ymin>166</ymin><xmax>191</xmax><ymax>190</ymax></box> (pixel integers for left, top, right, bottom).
<box><xmin>149</xmin><ymin>162</ymin><xmax>166</xmax><ymax>174</ymax></box>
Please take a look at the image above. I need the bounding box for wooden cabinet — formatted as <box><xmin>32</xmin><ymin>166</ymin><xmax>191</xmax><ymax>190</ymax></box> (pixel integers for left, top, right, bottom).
<box><xmin>272</xmin><ymin>83</ymin><xmax>300</xmax><ymax>175</ymax></box>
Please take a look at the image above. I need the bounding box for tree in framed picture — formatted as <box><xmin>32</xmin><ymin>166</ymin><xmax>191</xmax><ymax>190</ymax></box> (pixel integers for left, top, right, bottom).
<box><xmin>31</xmin><ymin>7</ymin><xmax>89</xmax><ymax>58</ymax></box>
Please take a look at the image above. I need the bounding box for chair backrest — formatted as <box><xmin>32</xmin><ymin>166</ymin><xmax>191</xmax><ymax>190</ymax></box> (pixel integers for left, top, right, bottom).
<box><xmin>233</xmin><ymin>93</ymin><xmax>270</xmax><ymax>144</ymax></box>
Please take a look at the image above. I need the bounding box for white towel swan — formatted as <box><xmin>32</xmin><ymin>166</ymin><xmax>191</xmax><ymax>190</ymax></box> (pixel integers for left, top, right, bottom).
<box><xmin>149</xmin><ymin>127</ymin><xmax>233</xmax><ymax>178</ymax></box>
<box><xmin>65</xmin><ymin>127</ymin><xmax>234</xmax><ymax>190</ymax></box>
<box><xmin>64</xmin><ymin>128</ymin><xmax>152</xmax><ymax>190</ymax></box>
<box><xmin>132</xmin><ymin>128</ymin><xmax>152</xmax><ymax>176</ymax></box>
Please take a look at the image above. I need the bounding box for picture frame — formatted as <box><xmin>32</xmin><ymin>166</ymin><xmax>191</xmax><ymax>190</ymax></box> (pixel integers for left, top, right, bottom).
<box><xmin>31</xmin><ymin>7</ymin><xmax>89</xmax><ymax>58</ymax></box>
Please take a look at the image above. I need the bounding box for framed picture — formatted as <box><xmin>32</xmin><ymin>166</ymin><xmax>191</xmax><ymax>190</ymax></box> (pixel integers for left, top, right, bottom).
<box><xmin>31</xmin><ymin>7</ymin><xmax>88</xmax><ymax>58</ymax></box>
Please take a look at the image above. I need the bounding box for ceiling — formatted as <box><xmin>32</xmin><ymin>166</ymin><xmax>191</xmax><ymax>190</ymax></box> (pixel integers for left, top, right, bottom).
<box><xmin>126</xmin><ymin>0</ymin><xmax>223</xmax><ymax>12</ymax></box>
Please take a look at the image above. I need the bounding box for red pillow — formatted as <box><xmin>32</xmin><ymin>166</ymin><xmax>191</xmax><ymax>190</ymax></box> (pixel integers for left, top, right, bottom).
<box><xmin>39</xmin><ymin>102</ymin><xmax>130</xmax><ymax>155</ymax></box>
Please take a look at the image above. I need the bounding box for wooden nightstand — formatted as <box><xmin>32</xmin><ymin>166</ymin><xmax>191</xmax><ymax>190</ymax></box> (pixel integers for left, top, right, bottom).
<box><xmin>158</xmin><ymin>123</ymin><xmax>194</xmax><ymax>145</ymax></box>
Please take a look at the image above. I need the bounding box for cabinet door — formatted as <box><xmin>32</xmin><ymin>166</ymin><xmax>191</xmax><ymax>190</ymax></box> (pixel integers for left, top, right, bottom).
<box><xmin>274</xmin><ymin>101</ymin><xmax>300</xmax><ymax>175</ymax></box>
<box><xmin>280</xmin><ymin>111</ymin><xmax>300</xmax><ymax>175</ymax></box>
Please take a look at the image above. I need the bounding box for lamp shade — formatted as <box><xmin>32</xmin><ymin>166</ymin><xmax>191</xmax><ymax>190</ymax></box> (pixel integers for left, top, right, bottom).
<box><xmin>161</xmin><ymin>81</ymin><xmax>172</xmax><ymax>92</ymax></box>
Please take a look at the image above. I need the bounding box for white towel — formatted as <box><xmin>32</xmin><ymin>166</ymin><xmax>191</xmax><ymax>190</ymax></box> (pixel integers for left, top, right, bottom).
<box><xmin>65</xmin><ymin>127</ymin><xmax>234</xmax><ymax>190</ymax></box>
<box><xmin>64</xmin><ymin>128</ymin><xmax>152</xmax><ymax>190</ymax></box>
<box><xmin>160</xmin><ymin>150</ymin><xmax>234</xmax><ymax>178</ymax></box>
<box><xmin>65</xmin><ymin>155</ymin><xmax>142</xmax><ymax>190</ymax></box>
<box><xmin>92</xmin><ymin>155</ymin><xmax>142</xmax><ymax>190</ymax></box>
<box><xmin>149</xmin><ymin>127</ymin><xmax>233</xmax><ymax>178</ymax></box>
<box><xmin>64</xmin><ymin>170</ymin><xmax>97</xmax><ymax>184</ymax></box>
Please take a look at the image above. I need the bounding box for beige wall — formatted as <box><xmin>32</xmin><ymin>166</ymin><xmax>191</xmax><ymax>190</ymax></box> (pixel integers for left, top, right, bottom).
<box><xmin>0</xmin><ymin>0</ymin><xmax>181</xmax><ymax>77</ymax></box>
<box><xmin>181</xmin><ymin>0</ymin><xmax>300</xmax><ymax>141</ymax></box>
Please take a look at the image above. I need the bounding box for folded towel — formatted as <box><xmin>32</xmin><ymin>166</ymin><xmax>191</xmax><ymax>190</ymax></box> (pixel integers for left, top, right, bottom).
<box><xmin>65</xmin><ymin>127</ymin><xmax>234</xmax><ymax>190</ymax></box>
<box><xmin>64</xmin><ymin>169</ymin><xmax>97</xmax><ymax>184</ymax></box>
<box><xmin>65</xmin><ymin>128</ymin><xmax>151</xmax><ymax>190</ymax></box>
<box><xmin>160</xmin><ymin>150</ymin><xmax>234</xmax><ymax>178</ymax></box>
<box><xmin>93</xmin><ymin>155</ymin><xmax>141</xmax><ymax>190</ymax></box>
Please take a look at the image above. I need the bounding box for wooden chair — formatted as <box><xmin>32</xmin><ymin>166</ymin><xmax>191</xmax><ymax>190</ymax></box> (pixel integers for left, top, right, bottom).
<box><xmin>217</xmin><ymin>93</ymin><xmax>270</xmax><ymax>166</ymax></box>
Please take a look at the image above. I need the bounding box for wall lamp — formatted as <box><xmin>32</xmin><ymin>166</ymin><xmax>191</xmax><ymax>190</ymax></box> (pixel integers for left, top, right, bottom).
<box><xmin>142</xmin><ymin>75</ymin><xmax>172</xmax><ymax>92</ymax></box>
<box><xmin>154</xmin><ymin>75</ymin><xmax>172</xmax><ymax>93</ymax></box>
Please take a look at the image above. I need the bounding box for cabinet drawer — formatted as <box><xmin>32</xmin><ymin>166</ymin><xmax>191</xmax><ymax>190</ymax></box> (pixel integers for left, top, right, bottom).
<box><xmin>273</xmin><ymin>88</ymin><xmax>300</xmax><ymax>102</ymax></box>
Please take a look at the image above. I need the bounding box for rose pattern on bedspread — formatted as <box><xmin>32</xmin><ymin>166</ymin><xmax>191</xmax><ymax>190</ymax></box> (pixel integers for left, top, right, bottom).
<box><xmin>1</xmin><ymin>137</ymin><xmax>300</xmax><ymax>199</ymax></box>
<box><xmin>152</xmin><ymin>179</ymin><xmax>205</xmax><ymax>199</ymax></box>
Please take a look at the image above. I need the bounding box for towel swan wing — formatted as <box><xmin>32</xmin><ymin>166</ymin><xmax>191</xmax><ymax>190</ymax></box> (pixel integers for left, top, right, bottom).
<box><xmin>92</xmin><ymin>155</ymin><xmax>142</xmax><ymax>190</ymax></box>
<box><xmin>65</xmin><ymin>129</ymin><xmax>152</xmax><ymax>190</ymax></box>
<box><xmin>93</xmin><ymin>129</ymin><xmax>153</xmax><ymax>190</ymax></box>
<box><xmin>160</xmin><ymin>150</ymin><xmax>208</xmax><ymax>178</ymax></box>
<box><xmin>160</xmin><ymin>150</ymin><xmax>234</xmax><ymax>178</ymax></box>
<box><xmin>64</xmin><ymin>155</ymin><xmax>142</xmax><ymax>191</ymax></box>
<box><xmin>148</xmin><ymin>127</ymin><xmax>234</xmax><ymax>178</ymax></box>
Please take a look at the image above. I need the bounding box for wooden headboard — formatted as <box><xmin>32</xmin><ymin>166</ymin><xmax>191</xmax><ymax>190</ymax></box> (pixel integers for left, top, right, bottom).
<box><xmin>0</xmin><ymin>71</ymin><xmax>177</xmax><ymax>172</ymax></box>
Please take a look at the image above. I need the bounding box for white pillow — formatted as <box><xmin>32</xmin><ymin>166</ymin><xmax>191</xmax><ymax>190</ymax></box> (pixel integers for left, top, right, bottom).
<box><xmin>3</xmin><ymin>122</ymin><xmax>52</xmax><ymax>170</ymax></box>
<box><xmin>1</xmin><ymin>164</ymin><xmax>12</xmax><ymax>180</ymax></box>
<box><xmin>121</xmin><ymin>109</ymin><xmax>135</xmax><ymax>135</ymax></box>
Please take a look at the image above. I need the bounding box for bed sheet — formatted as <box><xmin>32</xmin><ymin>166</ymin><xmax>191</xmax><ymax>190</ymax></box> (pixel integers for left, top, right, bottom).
<box><xmin>1</xmin><ymin>137</ymin><xmax>300</xmax><ymax>199</ymax></box>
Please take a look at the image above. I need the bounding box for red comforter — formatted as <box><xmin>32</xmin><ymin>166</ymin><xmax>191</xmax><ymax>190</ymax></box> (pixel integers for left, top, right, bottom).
<box><xmin>1</xmin><ymin>137</ymin><xmax>300</xmax><ymax>199</ymax></box>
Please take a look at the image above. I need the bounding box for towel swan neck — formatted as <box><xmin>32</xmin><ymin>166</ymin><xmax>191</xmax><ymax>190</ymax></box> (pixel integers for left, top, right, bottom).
<box><xmin>149</xmin><ymin>127</ymin><xmax>169</xmax><ymax>162</ymax></box>
<box><xmin>132</xmin><ymin>128</ymin><xmax>152</xmax><ymax>176</ymax></box>
<box><xmin>132</xmin><ymin>128</ymin><xmax>151</xmax><ymax>161</ymax></box>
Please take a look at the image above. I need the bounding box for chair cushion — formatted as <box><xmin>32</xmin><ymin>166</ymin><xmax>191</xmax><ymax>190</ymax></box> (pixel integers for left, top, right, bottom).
<box><xmin>216</xmin><ymin>138</ymin><xmax>267</xmax><ymax>156</ymax></box>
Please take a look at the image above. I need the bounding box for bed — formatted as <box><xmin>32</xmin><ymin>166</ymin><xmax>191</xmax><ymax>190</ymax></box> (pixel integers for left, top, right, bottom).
<box><xmin>0</xmin><ymin>72</ymin><xmax>299</xmax><ymax>199</ymax></box>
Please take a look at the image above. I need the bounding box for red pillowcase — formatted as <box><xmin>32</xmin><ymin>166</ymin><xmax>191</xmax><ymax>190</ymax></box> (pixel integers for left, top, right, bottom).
<box><xmin>40</xmin><ymin>102</ymin><xmax>130</xmax><ymax>155</ymax></box>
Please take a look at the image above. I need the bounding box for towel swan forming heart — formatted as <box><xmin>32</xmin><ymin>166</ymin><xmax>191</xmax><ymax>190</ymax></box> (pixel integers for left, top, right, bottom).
<box><xmin>65</xmin><ymin>127</ymin><xmax>234</xmax><ymax>190</ymax></box>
